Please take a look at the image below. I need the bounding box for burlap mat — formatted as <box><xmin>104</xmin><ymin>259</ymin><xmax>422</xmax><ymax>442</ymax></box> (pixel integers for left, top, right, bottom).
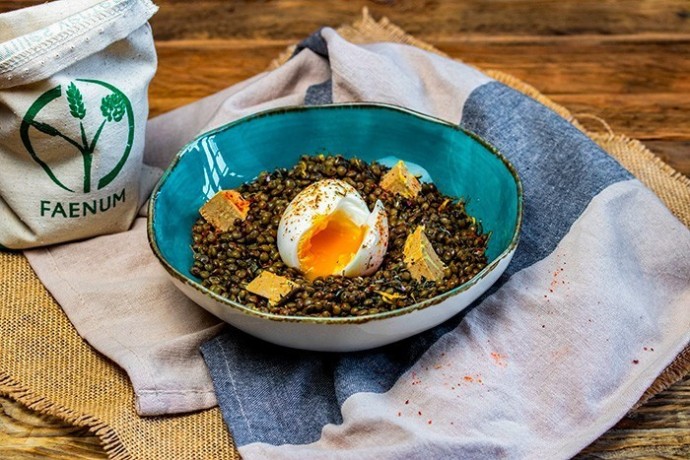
<box><xmin>1</xmin><ymin>9</ymin><xmax>688</xmax><ymax>460</ymax></box>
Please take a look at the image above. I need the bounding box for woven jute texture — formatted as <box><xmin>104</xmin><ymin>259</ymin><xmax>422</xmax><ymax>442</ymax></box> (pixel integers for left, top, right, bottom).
<box><xmin>1</xmin><ymin>9</ymin><xmax>688</xmax><ymax>460</ymax></box>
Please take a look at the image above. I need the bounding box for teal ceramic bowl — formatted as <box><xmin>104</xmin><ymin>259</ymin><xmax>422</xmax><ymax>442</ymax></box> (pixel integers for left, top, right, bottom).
<box><xmin>148</xmin><ymin>103</ymin><xmax>522</xmax><ymax>352</ymax></box>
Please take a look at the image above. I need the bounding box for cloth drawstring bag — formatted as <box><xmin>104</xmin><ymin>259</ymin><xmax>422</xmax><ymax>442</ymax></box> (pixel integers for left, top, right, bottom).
<box><xmin>0</xmin><ymin>0</ymin><xmax>158</xmax><ymax>249</ymax></box>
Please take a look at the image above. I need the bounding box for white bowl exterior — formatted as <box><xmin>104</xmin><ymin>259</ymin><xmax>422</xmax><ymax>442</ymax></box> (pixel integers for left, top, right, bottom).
<box><xmin>170</xmin><ymin>248</ymin><xmax>515</xmax><ymax>352</ymax></box>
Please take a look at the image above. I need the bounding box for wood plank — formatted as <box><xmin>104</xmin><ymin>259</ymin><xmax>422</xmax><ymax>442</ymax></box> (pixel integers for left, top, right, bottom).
<box><xmin>434</xmin><ymin>36</ymin><xmax>690</xmax><ymax>95</ymax></box>
<box><xmin>644</xmin><ymin>141</ymin><xmax>690</xmax><ymax>176</ymax></box>
<box><xmin>0</xmin><ymin>398</ymin><xmax>106</xmax><ymax>459</ymax></box>
<box><xmin>151</xmin><ymin>35</ymin><xmax>690</xmax><ymax>98</ymax></box>
<box><xmin>548</xmin><ymin>93</ymin><xmax>690</xmax><ymax>141</ymax></box>
<box><xmin>150</xmin><ymin>40</ymin><xmax>288</xmax><ymax>114</ymax></box>
<box><xmin>149</xmin><ymin>39</ymin><xmax>690</xmax><ymax>177</ymax></box>
<box><xmin>102</xmin><ymin>0</ymin><xmax>690</xmax><ymax>40</ymax></box>
<box><xmin>2</xmin><ymin>0</ymin><xmax>690</xmax><ymax>39</ymax></box>
<box><xmin>149</xmin><ymin>41</ymin><xmax>290</xmax><ymax>116</ymax></box>
<box><xmin>150</xmin><ymin>37</ymin><xmax>690</xmax><ymax>107</ymax></box>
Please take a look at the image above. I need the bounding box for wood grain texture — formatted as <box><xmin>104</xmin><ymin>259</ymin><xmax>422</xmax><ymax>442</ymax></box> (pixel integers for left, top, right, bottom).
<box><xmin>579</xmin><ymin>374</ymin><xmax>690</xmax><ymax>459</ymax></box>
<box><xmin>6</xmin><ymin>0</ymin><xmax>689</xmax><ymax>40</ymax></box>
<box><xmin>0</xmin><ymin>398</ymin><xmax>106</xmax><ymax>459</ymax></box>
<box><xmin>1</xmin><ymin>0</ymin><xmax>689</xmax><ymax>458</ymax></box>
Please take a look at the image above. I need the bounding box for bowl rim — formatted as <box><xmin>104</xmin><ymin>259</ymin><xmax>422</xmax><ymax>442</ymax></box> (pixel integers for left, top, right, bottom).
<box><xmin>147</xmin><ymin>102</ymin><xmax>523</xmax><ymax>325</ymax></box>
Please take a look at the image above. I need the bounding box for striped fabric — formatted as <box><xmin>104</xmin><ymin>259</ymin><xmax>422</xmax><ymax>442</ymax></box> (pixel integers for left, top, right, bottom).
<box><xmin>200</xmin><ymin>29</ymin><xmax>690</xmax><ymax>459</ymax></box>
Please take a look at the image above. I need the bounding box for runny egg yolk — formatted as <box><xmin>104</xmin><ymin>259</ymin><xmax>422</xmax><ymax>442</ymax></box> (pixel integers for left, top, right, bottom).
<box><xmin>297</xmin><ymin>210</ymin><xmax>366</xmax><ymax>280</ymax></box>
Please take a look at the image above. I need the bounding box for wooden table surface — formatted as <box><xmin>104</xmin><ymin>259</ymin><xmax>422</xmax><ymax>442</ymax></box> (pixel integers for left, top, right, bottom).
<box><xmin>1</xmin><ymin>0</ymin><xmax>689</xmax><ymax>458</ymax></box>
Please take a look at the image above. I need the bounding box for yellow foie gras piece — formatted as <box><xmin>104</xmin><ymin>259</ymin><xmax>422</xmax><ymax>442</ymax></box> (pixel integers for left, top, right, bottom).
<box><xmin>379</xmin><ymin>161</ymin><xmax>422</xmax><ymax>199</ymax></box>
<box><xmin>403</xmin><ymin>225</ymin><xmax>447</xmax><ymax>282</ymax></box>
<box><xmin>246</xmin><ymin>271</ymin><xmax>299</xmax><ymax>306</ymax></box>
<box><xmin>200</xmin><ymin>190</ymin><xmax>250</xmax><ymax>231</ymax></box>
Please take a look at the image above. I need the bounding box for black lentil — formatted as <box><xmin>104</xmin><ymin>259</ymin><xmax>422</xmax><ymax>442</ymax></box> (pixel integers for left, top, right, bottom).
<box><xmin>190</xmin><ymin>155</ymin><xmax>488</xmax><ymax>318</ymax></box>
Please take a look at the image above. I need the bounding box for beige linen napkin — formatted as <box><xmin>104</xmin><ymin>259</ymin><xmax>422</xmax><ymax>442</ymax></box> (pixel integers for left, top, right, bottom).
<box><xmin>24</xmin><ymin>47</ymin><xmax>332</xmax><ymax>416</ymax></box>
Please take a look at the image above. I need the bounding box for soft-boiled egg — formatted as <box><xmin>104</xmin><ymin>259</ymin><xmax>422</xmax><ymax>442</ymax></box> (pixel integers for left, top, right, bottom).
<box><xmin>277</xmin><ymin>179</ymin><xmax>388</xmax><ymax>280</ymax></box>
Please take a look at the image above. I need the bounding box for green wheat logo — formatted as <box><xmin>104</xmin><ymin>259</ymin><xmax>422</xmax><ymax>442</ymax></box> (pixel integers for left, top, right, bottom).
<box><xmin>20</xmin><ymin>79</ymin><xmax>134</xmax><ymax>193</ymax></box>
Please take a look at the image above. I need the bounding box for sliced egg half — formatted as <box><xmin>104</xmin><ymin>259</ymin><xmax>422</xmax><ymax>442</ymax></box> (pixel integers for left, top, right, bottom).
<box><xmin>277</xmin><ymin>179</ymin><xmax>388</xmax><ymax>280</ymax></box>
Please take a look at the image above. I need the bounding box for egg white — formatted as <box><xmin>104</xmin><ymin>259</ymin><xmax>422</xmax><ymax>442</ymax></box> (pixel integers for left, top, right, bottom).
<box><xmin>277</xmin><ymin>179</ymin><xmax>388</xmax><ymax>278</ymax></box>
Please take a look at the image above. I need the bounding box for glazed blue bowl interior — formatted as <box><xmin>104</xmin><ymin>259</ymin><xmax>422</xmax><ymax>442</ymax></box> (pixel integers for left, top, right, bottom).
<box><xmin>151</xmin><ymin>104</ymin><xmax>521</xmax><ymax>281</ymax></box>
